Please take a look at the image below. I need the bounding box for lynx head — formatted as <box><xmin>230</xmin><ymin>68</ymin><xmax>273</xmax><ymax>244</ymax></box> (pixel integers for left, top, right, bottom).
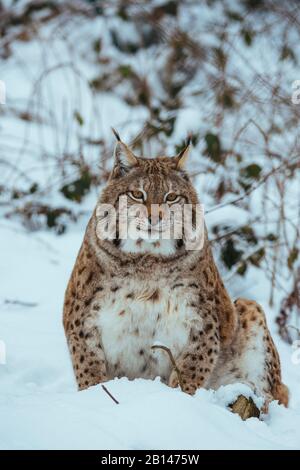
<box><xmin>96</xmin><ymin>130</ymin><xmax>204</xmax><ymax>257</ymax></box>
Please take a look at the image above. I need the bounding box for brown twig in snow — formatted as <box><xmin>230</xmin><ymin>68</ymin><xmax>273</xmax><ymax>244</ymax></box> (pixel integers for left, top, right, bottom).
<box><xmin>101</xmin><ymin>384</ymin><xmax>119</xmax><ymax>405</ymax></box>
<box><xmin>151</xmin><ymin>344</ymin><xmax>184</xmax><ymax>391</ymax></box>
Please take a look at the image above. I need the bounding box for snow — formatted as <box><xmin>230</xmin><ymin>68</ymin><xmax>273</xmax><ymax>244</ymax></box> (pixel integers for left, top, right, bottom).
<box><xmin>1</xmin><ymin>218</ymin><xmax>300</xmax><ymax>450</ymax></box>
<box><xmin>1</xmin><ymin>0</ymin><xmax>300</xmax><ymax>451</ymax></box>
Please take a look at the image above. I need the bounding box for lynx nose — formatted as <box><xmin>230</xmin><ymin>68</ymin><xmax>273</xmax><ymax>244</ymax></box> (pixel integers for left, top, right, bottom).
<box><xmin>148</xmin><ymin>212</ymin><xmax>162</xmax><ymax>226</ymax></box>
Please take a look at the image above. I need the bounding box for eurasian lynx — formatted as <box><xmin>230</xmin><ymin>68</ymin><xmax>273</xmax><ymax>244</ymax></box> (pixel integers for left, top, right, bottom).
<box><xmin>63</xmin><ymin>132</ymin><xmax>288</xmax><ymax>411</ymax></box>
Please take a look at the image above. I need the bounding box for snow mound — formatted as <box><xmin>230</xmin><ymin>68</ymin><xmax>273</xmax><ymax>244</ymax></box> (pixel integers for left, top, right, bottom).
<box><xmin>0</xmin><ymin>377</ymin><xmax>299</xmax><ymax>450</ymax></box>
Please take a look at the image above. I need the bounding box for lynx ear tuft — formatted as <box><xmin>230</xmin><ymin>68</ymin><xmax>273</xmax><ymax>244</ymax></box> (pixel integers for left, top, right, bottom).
<box><xmin>111</xmin><ymin>127</ymin><xmax>121</xmax><ymax>142</ymax></box>
<box><xmin>174</xmin><ymin>138</ymin><xmax>191</xmax><ymax>170</ymax></box>
<box><xmin>114</xmin><ymin>141</ymin><xmax>138</xmax><ymax>168</ymax></box>
<box><xmin>112</xmin><ymin>128</ymin><xmax>138</xmax><ymax>172</ymax></box>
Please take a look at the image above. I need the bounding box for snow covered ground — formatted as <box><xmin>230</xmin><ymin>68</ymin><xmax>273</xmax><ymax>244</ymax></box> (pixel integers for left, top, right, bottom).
<box><xmin>1</xmin><ymin>215</ymin><xmax>300</xmax><ymax>450</ymax></box>
<box><xmin>1</xmin><ymin>0</ymin><xmax>300</xmax><ymax>451</ymax></box>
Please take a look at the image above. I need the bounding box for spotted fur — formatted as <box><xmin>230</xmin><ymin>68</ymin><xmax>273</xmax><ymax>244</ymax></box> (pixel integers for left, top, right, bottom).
<box><xmin>63</xmin><ymin>138</ymin><xmax>288</xmax><ymax>409</ymax></box>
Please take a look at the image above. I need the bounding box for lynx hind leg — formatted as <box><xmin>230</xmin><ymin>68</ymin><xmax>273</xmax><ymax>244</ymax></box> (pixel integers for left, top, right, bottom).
<box><xmin>233</xmin><ymin>298</ymin><xmax>288</xmax><ymax>409</ymax></box>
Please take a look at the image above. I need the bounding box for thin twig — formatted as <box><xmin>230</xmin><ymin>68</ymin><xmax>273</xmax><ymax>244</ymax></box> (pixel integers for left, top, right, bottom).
<box><xmin>151</xmin><ymin>344</ymin><xmax>184</xmax><ymax>391</ymax></box>
<box><xmin>4</xmin><ymin>299</ymin><xmax>38</xmax><ymax>308</ymax></box>
<box><xmin>286</xmin><ymin>325</ymin><xmax>300</xmax><ymax>336</ymax></box>
<box><xmin>101</xmin><ymin>384</ymin><xmax>119</xmax><ymax>404</ymax></box>
<box><xmin>205</xmin><ymin>155</ymin><xmax>300</xmax><ymax>214</ymax></box>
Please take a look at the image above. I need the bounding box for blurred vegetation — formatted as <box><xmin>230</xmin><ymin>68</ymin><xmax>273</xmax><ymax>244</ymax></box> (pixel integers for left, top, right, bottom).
<box><xmin>0</xmin><ymin>0</ymin><xmax>300</xmax><ymax>338</ymax></box>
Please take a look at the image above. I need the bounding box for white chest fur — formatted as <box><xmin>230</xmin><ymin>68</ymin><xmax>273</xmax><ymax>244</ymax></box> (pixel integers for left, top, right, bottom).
<box><xmin>92</xmin><ymin>279</ymin><xmax>202</xmax><ymax>382</ymax></box>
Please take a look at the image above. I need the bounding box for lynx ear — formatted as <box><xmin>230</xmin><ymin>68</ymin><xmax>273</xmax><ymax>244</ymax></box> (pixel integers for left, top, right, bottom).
<box><xmin>112</xmin><ymin>128</ymin><xmax>138</xmax><ymax>171</ymax></box>
<box><xmin>174</xmin><ymin>137</ymin><xmax>191</xmax><ymax>170</ymax></box>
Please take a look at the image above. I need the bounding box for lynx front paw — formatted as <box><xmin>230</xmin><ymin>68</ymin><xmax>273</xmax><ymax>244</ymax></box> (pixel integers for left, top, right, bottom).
<box><xmin>168</xmin><ymin>369</ymin><xmax>197</xmax><ymax>395</ymax></box>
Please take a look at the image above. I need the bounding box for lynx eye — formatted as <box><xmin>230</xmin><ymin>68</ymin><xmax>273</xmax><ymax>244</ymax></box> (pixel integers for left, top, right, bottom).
<box><xmin>129</xmin><ymin>190</ymin><xmax>144</xmax><ymax>201</ymax></box>
<box><xmin>165</xmin><ymin>192</ymin><xmax>179</xmax><ymax>203</ymax></box>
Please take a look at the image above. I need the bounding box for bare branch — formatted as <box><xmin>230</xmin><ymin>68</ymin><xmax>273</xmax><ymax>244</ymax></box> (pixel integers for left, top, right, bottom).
<box><xmin>151</xmin><ymin>345</ymin><xmax>184</xmax><ymax>391</ymax></box>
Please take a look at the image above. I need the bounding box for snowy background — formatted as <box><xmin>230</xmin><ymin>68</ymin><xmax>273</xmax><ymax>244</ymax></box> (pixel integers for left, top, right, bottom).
<box><xmin>1</xmin><ymin>0</ymin><xmax>300</xmax><ymax>450</ymax></box>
